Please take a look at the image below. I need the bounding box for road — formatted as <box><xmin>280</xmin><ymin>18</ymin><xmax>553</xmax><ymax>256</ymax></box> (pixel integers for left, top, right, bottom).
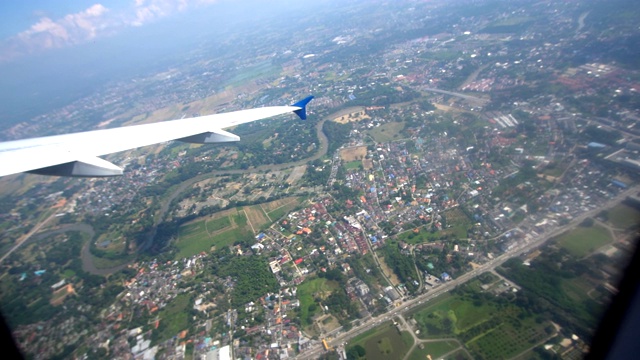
<box><xmin>0</xmin><ymin>209</ymin><xmax>58</xmax><ymax>263</ymax></box>
<box><xmin>297</xmin><ymin>185</ymin><xmax>640</xmax><ymax>359</ymax></box>
<box><xmin>420</xmin><ymin>87</ymin><xmax>489</xmax><ymax>106</ymax></box>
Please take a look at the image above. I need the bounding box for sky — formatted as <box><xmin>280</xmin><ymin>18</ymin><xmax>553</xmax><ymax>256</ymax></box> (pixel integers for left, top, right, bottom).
<box><xmin>0</xmin><ymin>0</ymin><xmax>228</xmax><ymax>63</ymax></box>
<box><xmin>0</xmin><ymin>0</ymin><xmax>314</xmax><ymax>129</ymax></box>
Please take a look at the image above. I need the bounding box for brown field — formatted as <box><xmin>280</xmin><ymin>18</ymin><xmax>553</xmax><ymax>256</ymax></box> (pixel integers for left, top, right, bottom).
<box><xmin>333</xmin><ymin>110</ymin><xmax>371</xmax><ymax>124</ymax></box>
<box><xmin>286</xmin><ymin>165</ymin><xmax>307</xmax><ymax>184</ymax></box>
<box><xmin>244</xmin><ymin>206</ymin><xmax>270</xmax><ymax>233</ymax></box>
<box><xmin>181</xmin><ymin>208</ymin><xmax>237</xmax><ymax>229</ymax></box>
<box><xmin>50</xmin><ymin>284</ymin><xmax>76</xmax><ymax>306</ymax></box>
<box><xmin>377</xmin><ymin>255</ymin><xmax>401</xmax><ymax>285</ymax></box>
<box><xmin>340</xmin><ymin>146</ymin><xmax>368</xmax><ymax>162</ymax></box>
<box><xmin>328</xmin><ymin>106</ymin><xmax>366</xmax><ymax>122</ymax></box>
<box><xmin>363</xmin><ymin>159</ymin><xmax>374</xmax><ymax>170</ymax></box>
<box><xmin>262</xmin><ymin>197</ymin><xmax>301</xmax><ymax>212</ymax></box>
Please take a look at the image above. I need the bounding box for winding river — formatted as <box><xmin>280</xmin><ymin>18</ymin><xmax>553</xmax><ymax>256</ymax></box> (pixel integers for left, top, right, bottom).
<box><xmin>45</xmin><ymin>118</ymin><xmax>330</xmax><ymax>275</ymax></box>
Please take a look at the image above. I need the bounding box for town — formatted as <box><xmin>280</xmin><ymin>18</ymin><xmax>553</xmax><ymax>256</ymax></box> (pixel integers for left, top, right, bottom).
<box><xmin>0</xmin><ymin>0</ymin><xmax>639</xmax><ymax>359</ymax></box>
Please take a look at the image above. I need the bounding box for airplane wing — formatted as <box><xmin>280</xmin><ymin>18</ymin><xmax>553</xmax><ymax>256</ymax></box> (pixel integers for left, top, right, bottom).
<box><xmin>0</xmin><ymin>96</ymin><xmax>313</xmax><ymax>177</ymax></box>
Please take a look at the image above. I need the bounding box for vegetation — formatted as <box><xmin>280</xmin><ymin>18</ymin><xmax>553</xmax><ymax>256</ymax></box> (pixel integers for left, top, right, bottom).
<box><xmin>211</xmin><ymin>252</ymin><xmax>279</xmax><ymax>308</ymax></box>
<box><xmin>297</xmin><ymin>277</ymin><xmax>339</xmax><ymax>327</ymax></box>
<box><xmin>346</xmin><ymin>323</ymin><xmax>413</xmax><ymax>360</ymax></box>
<box><xmin>497</xmin><ymin>248</ymin><xmax>608</xmax><ymax>338</ymax></box>
<box><xmin>380</xmin><ymin>243</ymin><xmax>419</xmax><ymax>294</ymax></box>
<box><xmin>152</xmin><ymin>293</ymin><xmax>193</xmax><ymax>344</ymax></box>
<box><xmin>324</xmin><ymin>120</ymin><xmax>352</xmax><ymax>154</ymax></box>
<box><xmin>407</xmin><ymin>340</ymin><xmax>459</xmax><ymax>360</ymax></box>
<box><xmin>407</xmin><ymin>282</ymin><xmax>553</xmax><ymax>359</ymax></box>
<box><xmin>556</xmin><ymin>223</ymin><xmax>612</xmax><ymax>257</ymax></box>
<box><xmin>605</xmin><ymin>202</ymin><xmax>640</xmax><ymax>229</ymax></box>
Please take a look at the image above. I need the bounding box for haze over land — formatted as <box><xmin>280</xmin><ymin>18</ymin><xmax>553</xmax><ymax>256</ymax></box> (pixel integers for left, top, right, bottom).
<box><xmin>0</xmin><ymin>0</ymin><xmax>639</xmax><ymax>359</ymax></box>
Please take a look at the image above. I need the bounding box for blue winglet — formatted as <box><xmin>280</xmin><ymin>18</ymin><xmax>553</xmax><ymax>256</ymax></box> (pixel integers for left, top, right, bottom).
<box><xmin>291</xmin><ymin>95</ymin><xmax>314</xmax><ymax>120</ymax></box>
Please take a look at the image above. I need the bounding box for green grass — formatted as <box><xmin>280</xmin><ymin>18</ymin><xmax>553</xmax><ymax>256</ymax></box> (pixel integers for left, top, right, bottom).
<box><xmin>344</xmin><ymin>160</ymin><xmax>363</xmax><ymax>170</ymax></box>
<box><xmin>411</xmin><ymin>296</ymin><xmax>493</xmax><ymax>337</ymax></box>
<box><xmin>401</xmin><ymin>331</ymin><xmax>415</xmax><ymax>348</ymax></box>
<box><xmin>268</xmin><ymin>207</ymin><xmax>288</xmax><ymax>222</ymax></box>
<box><xmin>347</xmin><ymin>324</ymin><xmax>413</xmax><ymax>360</ymax></box>
<box><xmin>154</xmin><ymin>293</ymin><xmax>192</xmax><ymax>344</ymax></box>
<box><xmin>399</xmin><ymin>225</ymin><xmax>469</xmax><ymax>244</ymax></box>
<box><xmin>408</xmin><ymin>340</ymin><xmax>459</xmax><ymax>360</ymax></box>
<box><xmin>224</xmin><ymin>60</ymin><xmax>281</xmax><ymax>87</ymax></box>
<box><xmin>556</xmin><ymin>224</ymin><xmax>613</xmax><ymax>257</ymax></box>
<box><xmin>400</xmin><ymin>208</ymin><xmax>472</xmax><ymax>244</ymax></box>
<box><xmin>206</xmin><ymin>216</ymin><xmax>231</xmax><ymax>232</ymax></box>
<box><xmin>607</xmin><ymin>203</ymin><xmax>640</xmax><ymax>229</ymax></box>
<box><xmin>266</xmin><ymin>197</ymin><xmax>303</xmax><ymax>222</ymax></box>
<box><xmin>89</xmin><ymin>253</ymin><xmax>134</xmax><ymax>269</ymax></box>
<box><xmin>175</xmin><ymin>211</ymin><xmax>251</xmax><ymax>259</ymax></box>
<box><xmin>297</xmin><ymin>277</ymin><xmax>339</xmax><ymax>327</ymax></box>
<box><xmin>62</xmin><ymin>269</ymin><xmax>76</xmax><ymax>278</ymax></box>
<box><xmin>180</xmin><ymin>221</ymin><xmax>206</xmax><ymax>236</ymax></box>
<box><xmin>367</xmin><ymin>122</ymin><xmax>405</xmax><ymax>142</ymax></box>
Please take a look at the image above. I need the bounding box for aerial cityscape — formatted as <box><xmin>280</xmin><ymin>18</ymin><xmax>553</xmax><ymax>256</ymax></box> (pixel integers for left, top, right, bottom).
<box><xmin>0</xmin><ymin>0</ymin><xmax>639</xmax><ymax>359</ymax></box>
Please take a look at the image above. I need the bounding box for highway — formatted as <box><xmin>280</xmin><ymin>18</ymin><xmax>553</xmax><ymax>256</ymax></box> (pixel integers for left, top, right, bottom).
<box><xmin>420</xmin><ymin>87</ymin><xmax>489</xmax><ymax>105</ymax></box>
<box><xmin>296</xmin><ymin>185</ymin><xmax>640</xmax><ymax>359</ymax></box>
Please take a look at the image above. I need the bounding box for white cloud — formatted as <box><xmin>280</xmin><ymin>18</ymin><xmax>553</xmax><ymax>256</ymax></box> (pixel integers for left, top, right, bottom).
<box><xmin>0</xmin><ymin>1</ymin><xmax>220</xmax><ymax>62</ymax></box>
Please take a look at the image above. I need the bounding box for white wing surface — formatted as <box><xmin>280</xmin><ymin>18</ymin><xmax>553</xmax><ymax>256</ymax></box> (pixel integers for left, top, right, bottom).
<box><xmin>0</xmin><ymin>96</ymin><xmax>313</xmax><ymax>177</ymax></box>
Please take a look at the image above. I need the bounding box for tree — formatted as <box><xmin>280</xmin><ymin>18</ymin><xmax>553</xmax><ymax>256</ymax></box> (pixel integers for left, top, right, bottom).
<box><xmin>346</xmin><ymin>345</ymin><xmax>366</xmax><ymax>360</ymax></box>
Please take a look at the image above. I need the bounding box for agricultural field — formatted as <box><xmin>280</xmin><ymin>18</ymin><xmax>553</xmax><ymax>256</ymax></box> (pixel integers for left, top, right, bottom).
<box><xmin>465</xmin><ymin>316</ymin><xmax>550</xmax><ymax>359</ymax></box>
<box><xmin>556</xmin><ymin>223</ymin><xmax>613</xmax><ymax>257</ymax></box>
<box><xmin>175</xmin><ymin>197</ymin><xmax>302</xmax><ymax>259</ymax></box>
<box><xmin>347</xmin><ymin>323</ymin><xmax>413</xmax><ymax>360</ymax></box>
<box><xmin>406</xmin><ymin>283</ymin><xmax>554</xmax><ymax>359</ymax></box>
<box><xmin>175</xmin><ymin>210</ymin><xmax>246</xmax><ymax>259</ymax></box>
<box><xmin>261</xmin><ymin>197</ymin><xmax>303</xmax><ymax>221</ymax></box>
<box><xmin>286</xmin><ymin>165</ymin><xmax>307</xmax><ymax>185</ymax></box>
<box><xmin>243</xmin><ymin>206</ymin><xmax>270</xmax><ymax>232</ymax></box>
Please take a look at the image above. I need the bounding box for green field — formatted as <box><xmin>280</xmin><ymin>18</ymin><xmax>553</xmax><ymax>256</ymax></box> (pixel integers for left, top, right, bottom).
<box><xmin>466</xmin><ymin>317</ymin><xmax>549</xmax><ymax>359</ymax></box>
<box><xmin>556</xmin><ymin>224</ymin><xmax>613</xmax><ymax>257</ymax></box>
<box><xmin>399</xmin><ymin>208</ymin><xmax>471</xmax><ymax>244</ymax></box>
<box><xmin>175</xmin><ymin>211</ymin><xmax>247</xmax><ymax>259</ymax></box>
<box><xmin>405</xmin><ymin>285</ymin><xmax>554</xmax><ymax>359</ymax></box>
<box><xmin>345</xmin><ymin>160</ymin><xmax>363</xmax><ymax>170</ymax></box>
<box><xmin>206</xmin><ymin>216</ymin><xmax>231</xmax><ymax>232</ymax></box>
<box><xmin>367</xmin><ymin>122</ymin><xmax>405</xmax><ymax>142</ymax></box>
<box><xmin>408</xmin><ymin>340</ymin><xmax>459</xmax><ymax>360</ymax></box>
<box><xmin>224</xmin><ymin>60</ymin><xmax>281</xmax><ymax>87</ymax></box>
<box><xmin>265</xmin><ymin>197</ymin><xmax>303</xmax><ymax>222</ymax></box>
<box><xmin>607</xmin><ymin>203</ymin><xmax>640</xmax><ymax>229</ymax></box>
<box><xmin>411</xmin><ymin>295</ymin><xmax>493</xmax><ymax>337</ymax></box>
<box><xmin>347</xmin><ymin>323</ymin><xmax>413</xmax><ymax>360</ymax></box>
<box><xmin>154</xmin><ymin>293</ymin><xmax>192</xmax><ymax>344</ymax></box>
<box><xmin>297</xmin><ymin>277</ymin><xmax>339</xmax><ymax>327</ymax></box>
